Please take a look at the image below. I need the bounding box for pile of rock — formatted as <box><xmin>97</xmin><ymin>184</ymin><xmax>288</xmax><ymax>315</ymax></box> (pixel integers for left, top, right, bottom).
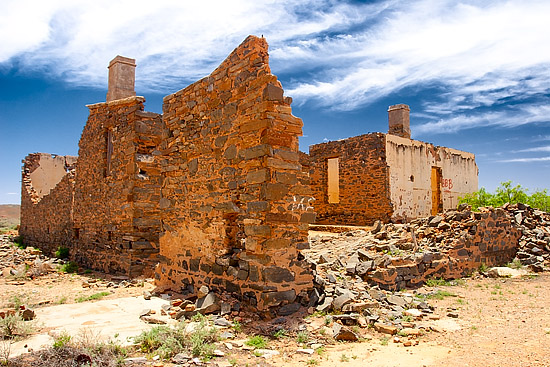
<box><xmin>307</xmin><ymin>205</ymin><xmax>527</xmax><ymax>291</ymax></box>
<box><xmin>503</xmin><ymin>203</ymin><xmax>550</xmax><ymax>271</ymax></box>
<box><xmin>0</xmin><ymin>234</ymin><xmax>61</xmax><ymax>278</ymax></box>
<box><xmin>301</xmin><ymin>204</ymin><xmax>549</xmax><ymax>343</ymax></box>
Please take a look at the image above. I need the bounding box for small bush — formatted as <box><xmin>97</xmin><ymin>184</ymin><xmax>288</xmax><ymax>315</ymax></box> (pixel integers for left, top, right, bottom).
<box><xmin>0</xmin><ymin>314</ymin><xmax>33</xmax><ymax>339</ymax></box>
<box><xmin>12</xmin><ymin>236</ymin><xmax>26</xmax><ymax>249</ymax></box>
<box><xmin>425</xmin><ymin>277</ymin><xmax>451</xmax><ymax>287</ymax></box>
<box><xmin>296</xmin><ymin>331</ymin><xmax>309</xmax><ymax>344</ymax></box>
<box><xmin>426</xmin><ymin>290</ymin><xmax>457</xmax><ymax>300</ymax></box>
<box><xmin>9</xmin><ymin>329</ymin><xmax>128</xmax><ymax>367</ymax></box>
<box><xmin>60</xmin><ymin>261</ymin><xmax>78</xmax><ymax>273</ymax></box>
<box><xmin>53</xmin><ymin>332</ymin><xmax>72</xmax><ymax>349</ymax></box>
<box><xmin>245</xmin><ymin>335</ymin><xmax>267</xmax><ymax>349</ymax></box>
<box><xmin>55</xmin><ymin>246</ymin><xmax>69</xmax><ymax>259</ymax></box>
<box><xmin>0</xmin><ymin>339</ymin><xmax>12</xmax><ymax>366</ymax></box>
<box><xmin>507</xmin><ymin>259</ymin><xmax>523</xmax><ymax>269</ymax></box>
<box><xmin>231</xmin><ymin>320</ymin><xmax>242</xmax><ymax>333</ymax></box>
<box><xmin>133</xmin><ymin>316</ymin><xmax>218</xmax><ymax>361</ymax></box>
<box><xmin>273</xmin><ymin>329</ymin><xmax>287</xmax><ymax>339</ymax></box>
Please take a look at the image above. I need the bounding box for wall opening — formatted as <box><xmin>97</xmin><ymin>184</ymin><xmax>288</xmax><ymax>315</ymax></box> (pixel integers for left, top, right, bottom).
<box><xmin>431</xmin><ymin>166</ymin><xmax>442</xmax><ymax>215</ymax></box>
<box><xmin>327</xmin><ymin>157</ymin><xmax>340</xmax><ymax>204</ymax></box>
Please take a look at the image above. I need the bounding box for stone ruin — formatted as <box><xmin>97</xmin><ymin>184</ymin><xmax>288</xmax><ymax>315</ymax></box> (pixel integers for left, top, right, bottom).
<box><xmin>306</xmin><ymin>104</ymin><xmax>478</xmax><ymax>225</ymax></box>
<box><xmin>21</xmin><ymin>36</ymin><xmax>314</xmax><ymax>312</ymax></box>
<box><xmin>20</xmin><ymin>35</ymin><xmax>543</xmax><ymax>315</ymax></box>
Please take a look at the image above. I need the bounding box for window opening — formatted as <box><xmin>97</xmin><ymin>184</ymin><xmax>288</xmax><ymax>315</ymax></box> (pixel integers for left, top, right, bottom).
<box><xmin>327</xmin><ymin>157</ymin><xmax>340</xmax><ymax>203</ymax></box>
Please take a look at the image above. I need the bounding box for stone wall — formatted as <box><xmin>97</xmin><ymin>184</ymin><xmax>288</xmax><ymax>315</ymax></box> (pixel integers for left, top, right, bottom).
<box><xmin>20</xmin><ymin>153</ymin><xmax>76</xmax><ymax>255</ymax></box>
<box><xmin>308</xmin><ymin>133</ymin><xmax>393</xmax><ymax>225</ymax></box>
<box><xmin>73</xmin><ymin>97</ymin><xmax>164</xmax><ymax>277</ymax></box>
<box><xmin>366</xmin><ymin>208</ymin><xmax>521</xmax><ymax>290</ymax></box>
<box><xmin>155</xmin><ymin>35</ymin><xmax>314</xmax><ymax>311</ymax></box>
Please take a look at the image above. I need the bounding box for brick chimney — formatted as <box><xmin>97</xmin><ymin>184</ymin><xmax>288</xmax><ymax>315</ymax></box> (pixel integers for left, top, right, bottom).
<box><xmin>106</xmin><ymin>56</ymin><xmax>136</xmax><ymax>102</ymax></box>
<box><xmin>388</xmin><ymin>104</ymin><xmax>411</xmax><ymax>139</ymax></box>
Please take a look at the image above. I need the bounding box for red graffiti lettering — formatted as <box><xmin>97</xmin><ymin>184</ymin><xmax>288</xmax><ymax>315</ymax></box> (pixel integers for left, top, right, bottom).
<box><xmin>441</xmin><ymin>178</ymin><xmax>453</xmax><ymax>190</ymax></box>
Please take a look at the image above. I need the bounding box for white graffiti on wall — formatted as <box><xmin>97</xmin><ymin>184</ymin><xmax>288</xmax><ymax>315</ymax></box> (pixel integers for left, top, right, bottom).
<box><xmin>290</xmin><ymin>195</ymin><xmax>315</xmax><ymax>211</ymax></box>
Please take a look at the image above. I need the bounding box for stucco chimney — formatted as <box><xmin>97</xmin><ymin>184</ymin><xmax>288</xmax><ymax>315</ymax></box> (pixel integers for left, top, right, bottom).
<box><xmin>106</xmin><ymin>56</ymin><xmax>136</xmax><ymax>102</ymax></box>
<box><xmin>388</xmin><ymin>104</ymin><xmax>411</xmax><ymax>139</ymax></box>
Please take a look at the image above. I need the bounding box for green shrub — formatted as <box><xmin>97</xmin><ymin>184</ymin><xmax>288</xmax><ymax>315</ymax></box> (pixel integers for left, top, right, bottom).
<box><xmin>426</xmin><ymin>290</ymin><xmax>457</xmax><ymax>300</ymax></box>
<box><xmin>296</xmin><ymin>331</ymin><xmax>309</xmax><ymax>344</ymax></box>
<box><xmin>245</xmin><ymin>335</ymin><xmax>267</xmax><ymax>349</ymax></box>
<box><xmin>12</xmin><ymin>236</ymin><xmax>26</xmax><ymax>249</ymax></box>
<box><xmin>425</xmin><ymin>277</ymin><xmax>451</xmax><ymax>287</ymax></box>
<box><xmin>0</xmin><ymin>314</ymin><xmax>33</xmax><ymax>339</ymax></box>
<box><xmin>53</xmin><ymin>332</ymin><xmax>72</xmax><ymax>349</ymax></box>
<box><xmin>133</xmin><ymin>316</ymin><xmax>218</xmax><ymax>361</ymax></box>
<box><xmin>231</xmin><ymin>320</ymin><xmax>242</xmax><ymax>333</ymax></box>
<box><xmin>55</xmin><ymin>246</ymin><xmax>69</xmax><ymax>259</ymax></box>
<box><xmin>507</xmin><ymin>259</ymin><xmax>523</xmax><ymax>269</ymax></box>
<box><xmin>60</xmin><ymin>261</ymin><xmax>78</xmax><ymax>273</ymax></box>
<box><xmin>273</xmin><ymin>329</ymin><xmax>287</xmax><ymax>339</ymax></box>
<box><xmin>459</xmin><ymin>181</ymin><xmax>550</xmax><ymax>211</ymax></box>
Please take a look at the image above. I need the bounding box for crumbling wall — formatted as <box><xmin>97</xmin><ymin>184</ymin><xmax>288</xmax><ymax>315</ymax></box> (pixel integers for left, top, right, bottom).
<box><xmin>385</xmin><ymin>134</ymin><xmax>478</xmax><ymax>221</ymax></box>
<box><xmin>309</xmin><ymin>133</ymin><xmax>393</xmax><ymax>225</ymax></box>
<box><xmin>20</xmin><ymin>153</ymin><xmax>76</xmax><ymax>255</ymax></box>
<box><xmin>156</xmin><ymin>35</ymin><xmax>314</xmax><ymax>311</ymax></box>
<box><xmin>366</xmin><ymin>208</ymin><xmax>521</xmax><ymax>290</ymax></box>
<box><xmin>73</xmin><ymin>97</ymin><xmax>163</xmax><ymax>276</ymax></box>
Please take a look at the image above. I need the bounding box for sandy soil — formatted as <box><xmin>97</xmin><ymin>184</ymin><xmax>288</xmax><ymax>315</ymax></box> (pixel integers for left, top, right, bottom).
<box><xmin>1</xmin><ymin>260</ymin><xmax>549</xmax><ymax>366</ymax></box>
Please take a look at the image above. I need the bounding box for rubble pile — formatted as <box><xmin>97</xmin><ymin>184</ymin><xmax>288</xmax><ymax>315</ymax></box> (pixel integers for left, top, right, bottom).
<box><xmin>503</xmin><ymin>203</ymin><xmax>550</xmax><ymax>271</ymax></box>
<box><xmin>0</xmin><ymin>234</ymin><xmax>60</xmax><ymax>278</ymax></box>
<box><xmin>301</xmin><ymin>204</ymin><xmax>549</xmax><ymax>341</ymax></box>
<box><xmin>307</xmin><ymin>205</ymin><xmax>522</xmax><ymax>291</ymax></box>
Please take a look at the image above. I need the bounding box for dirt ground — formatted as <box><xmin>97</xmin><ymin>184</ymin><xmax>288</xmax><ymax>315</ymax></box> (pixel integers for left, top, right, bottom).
<box><xmin>2</xmin><ymin>266</ymin><xmax>549</xmax><ymax>366</ymax></box>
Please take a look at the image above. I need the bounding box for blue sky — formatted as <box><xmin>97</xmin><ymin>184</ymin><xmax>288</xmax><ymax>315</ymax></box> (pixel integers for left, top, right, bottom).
<box><xmin>1</xmin><ymin>0</ymin><xmax>549</xmax><ymax>205</ymax></box>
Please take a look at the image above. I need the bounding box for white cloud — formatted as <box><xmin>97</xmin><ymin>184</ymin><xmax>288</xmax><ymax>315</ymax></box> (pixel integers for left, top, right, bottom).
<box><xmin>498</xmin><ymin>157</ymin><xmax>550</xmax><ymax>163</ymax></box>
<box><xmin>414</xmin><ymin>104</ymin><xmax>550</xmax><ymax>134</ymax></box>
<box><xmin>286</xmin><ymin>0</ymin><xmax>550</xmax><ymax>112</ymax></box>
<box><xmin>514</xmin><ymin>146</ymin><xmax>550</xmax><ymax>153</ymax></box>
<box><xmin>0</xmin><ymin>0</ymin><xmax>374</xmax><ymax>91</ymax></box>
<box><xmin>0</xmin><ymin>0</ymin><xmax>549</xmax><ymax>120</ymax></box>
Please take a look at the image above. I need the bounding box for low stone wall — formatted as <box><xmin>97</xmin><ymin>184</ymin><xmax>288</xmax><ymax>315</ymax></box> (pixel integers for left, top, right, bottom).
<box><xmin>363</xmin><ymin>208</ymin><xmax>520</xmax><ymax>290</ymax></box>
<box><xmin>308</xmin><ymin>207</ymin><xmax>522</xmax><ymax>292</ymax></box>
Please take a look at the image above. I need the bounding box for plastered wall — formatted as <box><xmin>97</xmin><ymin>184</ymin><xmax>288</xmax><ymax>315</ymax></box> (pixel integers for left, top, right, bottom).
<box><xmin>385</xmin><ymin>134</ymin><xmax>478</xmax><ymax>221</ymax></box>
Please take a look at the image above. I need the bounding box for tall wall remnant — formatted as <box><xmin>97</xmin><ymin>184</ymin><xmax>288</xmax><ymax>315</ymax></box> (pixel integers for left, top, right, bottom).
<box><xmin>73</xmin><ymin>96</ymin><xmax>165</xmax><ymax>277</ymax></box>
<box><xmin>156</xmin><ymin>36</ymin><xmax>314</xmax><ymax>310</ymax></box>
<box><xmin>308</xmin><ymin>104</ymin><xmax>478</xmax><ymax>225</ymax></box>
<box><xmin>20</xmin><ymin>153</ymin><xmax>76</xmax><ymax>255</ymax></box>
<box><xmin>20</xmin><ymin>35</ymin><xmax>315</xmax><ymax>312</ymax></box>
